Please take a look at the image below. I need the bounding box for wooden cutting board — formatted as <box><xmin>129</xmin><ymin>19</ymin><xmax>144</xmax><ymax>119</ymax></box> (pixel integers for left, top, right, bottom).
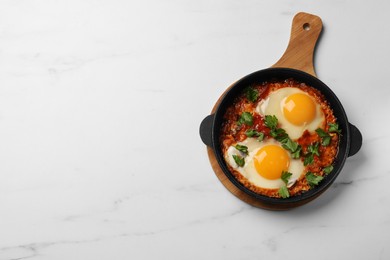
<box><xmin>207</xmin><ymin>12</ymin><xmax>323</xmax><ymax>210</ymax></box>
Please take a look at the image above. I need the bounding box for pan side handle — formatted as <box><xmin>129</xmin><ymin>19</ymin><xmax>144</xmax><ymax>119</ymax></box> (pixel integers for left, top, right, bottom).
<box><xmin>348</xmin><ymin>123</ymin><xmax>362</xmax><ymax>157</ymax></box>
<box><xmin>272</xmin><ymin>12</ymin><xmax>323</xmax><ymax>77</ymax></box>
<box><xmin>200</xmin><ymin>114</ymin><xmax>215</xmax><ymax>147</ymax></box>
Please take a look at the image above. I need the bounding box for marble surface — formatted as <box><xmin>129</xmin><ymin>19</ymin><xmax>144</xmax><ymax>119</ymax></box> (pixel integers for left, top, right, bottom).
<box><xmin>0</xmin><ymin>0</ymin><xmax>388</xmax><ymax>259</ymax></box>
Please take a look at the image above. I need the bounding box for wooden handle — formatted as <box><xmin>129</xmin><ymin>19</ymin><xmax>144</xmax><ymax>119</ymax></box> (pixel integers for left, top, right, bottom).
<box><xmin>272</xmin><ymin>12</ymin><xmax>323</xmax><ymax>77</ymax></box>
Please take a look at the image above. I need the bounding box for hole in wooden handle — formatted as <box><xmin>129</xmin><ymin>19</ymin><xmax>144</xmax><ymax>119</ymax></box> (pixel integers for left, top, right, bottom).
<box><xmin>303</xmin><ymin>23</ymin><xmax>311</xmax><ymax>31</ymax></box>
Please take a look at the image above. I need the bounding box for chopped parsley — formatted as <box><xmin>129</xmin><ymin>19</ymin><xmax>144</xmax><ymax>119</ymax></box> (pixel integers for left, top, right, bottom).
<box><xmin>316</xmin><ymin>128</ymin><xmax>331</xmax><ymax>146</ymax></box>
<box><xmin>290</xmin><ymin>146</ymin><xmax>302</xmax><ymax>159</ymax></box>
<box><xmin>264</xmin><ymin>115</ymin><xmax>301</xmax><ymax>158</ymax></box>
<box><xmin>307</xmin><ymin>142</ymin><xmax>320</xmax><ymax>156</ymax></box>
<box><xmin>257</xmin><ymin>132</ymin><xmax>265</xmax><ymax>142</ymax></box>
<box><xmin>281</xmin><ymin>171</ymin><xmax>293</xmax><ymax>185</ymax></box>
<box><xmin>304</xmin><ymin>154</ymin><xmax>314</xmax><ymax>166</ymax></box>
<box><xmin>237</xmin><ymin>112</ymin><xmax>253</xmax><ymax>126</ymax></box>
<box><xmin>278</xmin><ymin>171</ymin><xmax>292</xmax><ymax>199</ymax></box>
<box><xmin>278</xmin><ymin>185</ymin><xmax>290</xmax><ymax>198</ymax></box>
<box><xmin>245</xmin><ymin>129</ymin><xmax>261</xmax><ymax>137</ymax></box>
<box><xmin>245</xmin><ymin>87</ymin><xmax>259</xmax><ymax>103</ymax></box>
<box><xmin>323</xmin><ymin>165</ymin><xmax>334</xmax><ymax>175</ymax></box>
<box><xmin>304</xmin><ymin>142</ymin><xmax>320</xmax><ymax>166</ymax></box>
<box><xmin>271</xmin><ymin>128</ymin><xmax>288</xmax><ymax>141</ymax></box>
<box><xmin>264</xmin><ymin>115</ymin><xmax>278</xmax><ymax>130</ymax></box>
<box><xmin>234</xmin><ymin>144</ymin><xmax>248</xmax><ymax>155</ymax></box>
<box><xmin>328</xmin><ymin>123</ymin><xmax>341</xmax><ymax>134</ymax></box>
<box><xmin>281</xmin><ymin>138</ymin><xmax>302</xmax><ymax>159</ymax></box>
<box><xmin>245</xmin><ymin>129</ymin><xmax>264</xmax><ymax>142</ymax></box>
<box><xmin>232</xmin><ymin>154</ymin><xmax>245</xmax><ymax>167</ymax></box>
<box><xmin>305</xmin><ymin>172</ymin><xmax>324</xmax><ymax>187</ymax></box>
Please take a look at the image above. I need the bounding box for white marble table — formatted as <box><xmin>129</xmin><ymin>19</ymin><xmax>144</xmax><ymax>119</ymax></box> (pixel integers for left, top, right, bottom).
<box><xmin>0</xmin><ymin>1</ymin><xmax>388</xmax><ymax>259</ymax></box>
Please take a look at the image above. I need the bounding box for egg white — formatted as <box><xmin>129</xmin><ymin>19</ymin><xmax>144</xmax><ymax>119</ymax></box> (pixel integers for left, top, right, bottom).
<box><xmin>256</xmin><ymin>87</ymin><xmax>325</xmax><ymax>139</ymax></box>
<box><xmin>225</xmin><ymin>138</ymin><xmax>304</xmax><ymax>189</ymax></box>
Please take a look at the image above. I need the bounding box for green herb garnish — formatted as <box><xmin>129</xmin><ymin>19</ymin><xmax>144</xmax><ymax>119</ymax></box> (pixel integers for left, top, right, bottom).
<box><xmin>234</xmin><ymin>144</ymin><xmax>248</xmax><ymax>155</ymax></box>
<box><xmin>279</xmin><ymin>171</ymin><xmax>292</xmax><ymax>198</ymax></box>
<box><xmin>307</xmin><ymin>142</ymin><xmax>320</xmax><ymax>156</ymax></box>
<box><xmin>281</xmin><ymin>138</ymin><xmax>298</xmax><ymax>152</ymax></box>
<box><xmin>316</xmin><ymin>128</ymin><xmax>331</xmax><ymax>146</ymax></box>
<box><xmin>304</xmin><ymin>142</ymin><xmax>320</xmax><ymax>166</ymax></box>
<box><xmin>245</xmin><ymin>129</ymin><xmax>264</xmax><ymax>142</ymax></box>
<box><xmin>323</xmin><ymin>165</ymin><xmax>334</xmax><ymax>175</ymax></box>
<box><xmin>264</xmin><ymin>115</ymin><xmax>278</xmax><ymax>130</ymax></box>
<box><xmin>328</xmin><ymin>123</ymin><xmax>341</xmax><ymax>134</ymax></box>
<box><xmin>237</xmin><ymin>112</ymin><xmax>253</xmax><ymax>126</ymax></box>
<box><xmin>305</xmin><ymin>172</ymin><xmax>324</xmax><ymax>187</ymax></box>
<box><xmin>232</xmin><ymin>155</ymin><xmax>245</xmax><ymax>167</ymax></box>
<box><xmin>281</xmin><ymin>171</ymin><xmax>293</xmax><ymax>185</ymax></box>
<box><xmin>271</xmin><ymin>128</ymin><xmax>288</xmax><ymax>141</ymax></box>
<box><xmin>281</xmin><ymin>138</ymin><xmax>302</xmax><ymax>159</ymax></box>
<box><xmin>292</xmin><ymin>146</ymin><xmax>302</xmax><ymax>159</ymax></box>
<box><xmin>245</xmin><ymin>87</ymin><xmax>259</xmax><ymax>103</ymax></box>
<box><xmin>304</xmin><ymin>154</ymin><xmax>313</xmax><ymax>166</ymax></box>
<box><xmin>257</xmin><ymin>132</ymin><xmax>265</xmax><ymax>142</ymax></box>
<box><xmin>264</xmin><ymin>115</ymin><xmax>301</xmax><ymax>158</ymax></box>
<box><xmin>264</xmin><ymin>114</ymin><xmax>286</xmax><ymax>140</ymax></box>
<box><xmin>278</xmin><ymin>185</ymin><xmax>290</xmax><ymax>198</ymax></box>
<box><xmin>245</xmin><ymin>129</ymin><xmax>261</xmax><ymax>137</ymax></box>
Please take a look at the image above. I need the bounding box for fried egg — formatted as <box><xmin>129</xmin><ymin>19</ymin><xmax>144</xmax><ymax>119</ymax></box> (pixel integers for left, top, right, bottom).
<box><xmin>226</xmin><ymin>138</ymin><xmax>304</xmax><ymax>189</ymax></box>
<box><xmin>256</xmin><ymin>87</ymin><xmax>325</xmax><ymax>139</ymax></box>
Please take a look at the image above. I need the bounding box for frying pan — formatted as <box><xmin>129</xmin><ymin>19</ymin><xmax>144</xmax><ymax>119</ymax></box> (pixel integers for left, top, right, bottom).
<box><xmin>199</xmin><ymin>12</ymin><xmax>362</xmax><ymax>210</ymax></box>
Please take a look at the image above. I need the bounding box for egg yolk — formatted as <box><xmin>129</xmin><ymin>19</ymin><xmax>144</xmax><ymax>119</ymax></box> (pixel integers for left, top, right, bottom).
<box><xmin>254</xmin><ymin>145</ymin><xmax>290</xmax><ymax>180</ymax></box>
<box><xmin>283</xmin><ymin>93</ymin><xmax>316</xmax><ymax>126</ymax></box>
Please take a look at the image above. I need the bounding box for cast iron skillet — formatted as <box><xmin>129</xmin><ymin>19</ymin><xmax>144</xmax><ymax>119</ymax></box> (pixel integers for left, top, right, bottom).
<box><xmin>199</xmin><ymin>13</ymin><xmax>362</xmax><ymax>210</ymax></box>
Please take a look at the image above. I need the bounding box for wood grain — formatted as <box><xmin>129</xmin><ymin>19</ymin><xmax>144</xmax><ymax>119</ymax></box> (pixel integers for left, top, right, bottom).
<box><xmin>272</xmin><ymin>12</ymin><xmax>323</xmax><ymax>76</ymax></box>
<box><xmin>207</xmin><ymin>12</ymin><xmax>324</xmax><ymax>210</ymax></box>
